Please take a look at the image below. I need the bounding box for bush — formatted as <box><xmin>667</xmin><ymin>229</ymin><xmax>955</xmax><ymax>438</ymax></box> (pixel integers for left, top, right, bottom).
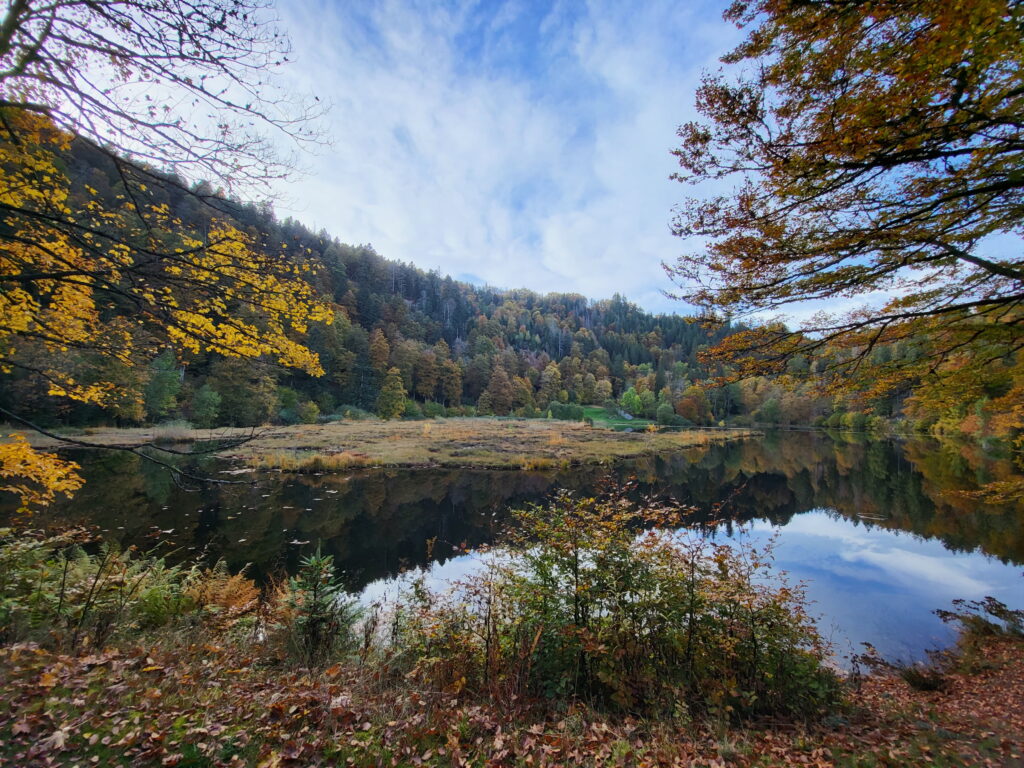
<box><xmin>421</xmin><ymin>400</ymin><xmax>446</xmax><ymax>418</ymax></box>
<box><xmin>329</xmin><ymin>405</ymin><xmax>375</xmax><ymax>421</ymax></box>
<box><xmin>385</xmin><ymin>493</ymin><xmax>841</xmax><ymax>719</ymax></box>
<box><xmin>824</xmin><ymin>411</ymin><xmax>845</xmax><ymax>429</ymax></box>
<box><xmin>547</xmin><ymin>402</ymin><xmax>584</xmax><ymax>421</ymax></box>
<box><xmin>296</xmin><ymin>400</ymin><xmax>320</xmax><ymax>424</ymax></box>
<box><xmin>656</xmin><ymin>402</ymin><xmax>687</xmax><ymax>426</ymax></box>
<box><xmin>841</xmin><ymin>411</ymin><xmax>868</xmax><ymax>431</ymax></box>
<box><xmin>270</xmin><ymin>548</ymin><xmax>361</xmax><ymax>669</ymax></box>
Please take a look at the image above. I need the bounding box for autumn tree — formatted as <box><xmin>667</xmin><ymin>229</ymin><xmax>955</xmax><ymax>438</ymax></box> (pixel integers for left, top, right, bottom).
<box><xmin>376</xmin><ymin>367</ymin><xmax>406</xmax><ymax>420</ymax></box>
<box><xmin>368</xmin><ymin>329</ymin><xmax>391</xmax><ymax>375</ymax></box>
<box><xmin>0</xmin><ymin>0</ymin><xmax>329</xmax><ymax>509</ymax></box>
<box><xmin>485</xmin><ymin>367</ymin><xmax>515</xmax><ymax>416</ymax></box>
<box><xmin>439</xmin><ymin>359</ymin><xmax>462</xmax><ymax>407</ymax></box>
<box><xmin>538</xmin><ymin>363</ymin><xmax>562</xmax><ymax>408</ymax></box>
<box><xmin>667</xmin><ymin>0</ymin><xmax>1024</xmax><ymax>407</ymax></box>
<box><xmin>0</xmin><ymin>0</ymin><xmax>322</xmax><ymax>191</ymax></box>
<box><xmin>414</xmin><ymin>350</ymin><xmax>439</xmax><ymax>401</ymax></box>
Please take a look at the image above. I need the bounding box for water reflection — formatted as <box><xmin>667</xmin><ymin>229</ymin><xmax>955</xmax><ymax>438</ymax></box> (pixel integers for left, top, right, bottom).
<box><xmin>2</xmin><ymin>432</ymin><xmax>1021</xmax><ymax>656</ymax></box>
<box><xmin>740</xmin><ymin>512</ymin><xmax>1022</xmax><ymax>661</ymax></box>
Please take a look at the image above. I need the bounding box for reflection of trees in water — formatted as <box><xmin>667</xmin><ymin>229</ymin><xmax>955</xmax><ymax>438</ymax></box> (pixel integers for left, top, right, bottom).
<box><xmin>3</xmin><ymin>434</ymin><xmax>1021</xmax><ymax>584</ymax></box>
<box><xmin>646</xmin><ymin>435</ymin><xmax>1022</xmax><ymax>564</ymax></box>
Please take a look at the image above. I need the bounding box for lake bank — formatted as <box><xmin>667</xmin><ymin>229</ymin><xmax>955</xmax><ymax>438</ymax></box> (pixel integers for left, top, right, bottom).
<box><xmin>0</xmin><ymin>594</ymin><xmax>1019</xmax><ymax>767</ymax></box>
<box><xmin>2</xmin><ymin>503</ymin><xmax>1021</xmax><ymax>768</ymax></box>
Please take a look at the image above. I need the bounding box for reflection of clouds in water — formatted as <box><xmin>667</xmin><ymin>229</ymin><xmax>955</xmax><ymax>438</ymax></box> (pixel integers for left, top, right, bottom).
<box><xmin>361</xmin><ymin>551</ymin><xmax>487</xmax><ymax>606</ymax></box>
<box><xmin>749</xmin><ymin>511</ymin><xmax>1003</xmax><ymax>598</ymax></box>
<box><xmin>742</xmin><ymin>510</ymin><xmax>1022</xmax><ymax>661</ymax></box>
<box><xmin>845</xmin><ymin>548</ymin><xmax>989</xmax><ymax>596</ymax></box>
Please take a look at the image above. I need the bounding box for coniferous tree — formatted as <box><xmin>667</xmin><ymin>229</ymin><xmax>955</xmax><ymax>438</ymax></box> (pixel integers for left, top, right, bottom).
<box><xmin>377</xmin><ymin>368</ymin><xmax>407</xmax><ymax>420</ymax></box>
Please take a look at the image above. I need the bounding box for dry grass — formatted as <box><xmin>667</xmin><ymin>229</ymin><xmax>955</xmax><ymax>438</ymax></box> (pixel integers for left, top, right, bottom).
<box><xmin>231</xmin><ymin>418</ymin><xmax>752</xmax><ymax>472</ymax></box>
<box><xmin>13</xmin><ymin>417</ymin><xmax>754</xmax><ymax>473</ymax></box>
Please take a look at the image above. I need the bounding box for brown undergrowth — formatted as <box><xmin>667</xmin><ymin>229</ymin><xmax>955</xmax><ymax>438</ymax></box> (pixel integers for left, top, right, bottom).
<box><xmin>0</xmin><ymin>632</ymin><xmax>1020</xmax><ymax>767</ymax></box>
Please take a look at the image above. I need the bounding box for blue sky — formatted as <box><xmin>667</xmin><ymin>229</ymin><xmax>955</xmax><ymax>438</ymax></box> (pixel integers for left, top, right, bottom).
<box><xmin>272</xmin><ymin>0</ymin><xmax>742</xmax><ymax>314</ymax></box>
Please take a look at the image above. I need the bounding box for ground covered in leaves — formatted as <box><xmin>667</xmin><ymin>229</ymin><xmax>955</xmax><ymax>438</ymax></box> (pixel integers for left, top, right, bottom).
<box><xmin>1</xmin><ymin>637</ymin><xmax>1020</xmax><ymax>768</ymax></box>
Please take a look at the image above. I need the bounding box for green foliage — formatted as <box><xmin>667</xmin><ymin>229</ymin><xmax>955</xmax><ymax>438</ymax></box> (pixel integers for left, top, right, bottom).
<box><xmin>208</xmin><ymin>358</ymin><xmax>277</xmax><ymax>427</ymax></box>
<box><xmin>421</xmin><ymin>400</ymin><xmax>446</xmax><ymax>418</ymax></box>
<box><xmin>143</xmin><ymin>350</ymin><xmax>182</xmax><ymax>422</ymax></box>
<box><xmin>277</xmin><ymin>386</ymin><xmax>302</xmax><ymax>424</ymax></box>
<box><xmin>274</xmin><ymin>547</ymin><xmax>361</xmax><ymax>669</ymax></box>
<box><xmin>619</xmin><ymin>387</ymin><xmax>643</xmax><ymax>417</ymax></box>
<box><xmin>547</xmin><ymin>402</ymin><xmax>584</xmax><ymax>421</ymax></box>
<box><xmin>376</xmin><ymin>367</ymin><xmax>407</xmax><ymax>420</ymax></box>
<box><xmin>756</xmin><ymin>398</ymin><xmax>781</xmax><ymax>425</ymax></box>
<box><xmin>296</xmin><ymin>400</ymin><xmax>320</xmax><ymax>424</ymax></box>
<box><xmin>656</xmin><ymin>401</ymin><xmax>681</xmax><ymax>425</ymax></box>
<box><xmin>386</xmin><ymin>492</ymin><xmax>841</xmax><ymax>719</ymax></box>
<box><xmin>190</xmin><ymin>384</ymin><xmax>221</xmax><ymax>429</ymax></box>
<box><xmin>0</xmin><ymin>528</ymin><xmax>189</xmax><ymax>648</ymax></box>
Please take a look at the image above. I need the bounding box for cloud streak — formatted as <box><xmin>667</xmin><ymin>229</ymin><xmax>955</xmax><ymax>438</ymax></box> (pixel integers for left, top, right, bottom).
<box><xmin>273</xmin><ymin>0</ymin><xmax>741</xmax><ymax>313</ymax></box>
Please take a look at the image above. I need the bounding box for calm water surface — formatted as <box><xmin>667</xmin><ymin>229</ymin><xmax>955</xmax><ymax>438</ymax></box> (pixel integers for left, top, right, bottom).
<box><xmin>6</xmin><ymin>431</ymin><xmax>1022</xmax><ymax>661</ymax></box>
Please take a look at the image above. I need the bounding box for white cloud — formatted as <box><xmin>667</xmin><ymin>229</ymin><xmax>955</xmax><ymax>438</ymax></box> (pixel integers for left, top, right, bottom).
<box><xmin>271</xmin><ymin>0</ymin><xmax>741</xmax><ymax>312</ymax></box>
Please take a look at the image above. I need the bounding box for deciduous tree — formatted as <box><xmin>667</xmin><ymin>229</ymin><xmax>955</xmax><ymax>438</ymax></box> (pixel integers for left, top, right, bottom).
<box><xmin>667</xmin><ymin>0</ymin><xmax>1024</xmax><ymax>405</ymax></box>
<box><xmin>0</xmin><ymin>0</ymin><xmax>329</xmax><ymax>509</ymax></box>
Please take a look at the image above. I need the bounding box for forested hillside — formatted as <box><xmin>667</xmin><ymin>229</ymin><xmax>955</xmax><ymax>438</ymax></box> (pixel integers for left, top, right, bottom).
<box><xmin>0</xmin><ymin>139</ymin><xmax>745</xmax><ymax>430</ymax></box>
<box><xmin>2</xmin><ymin>136</ymin><xmax>1017</xmax><ymax>443</ymax></box>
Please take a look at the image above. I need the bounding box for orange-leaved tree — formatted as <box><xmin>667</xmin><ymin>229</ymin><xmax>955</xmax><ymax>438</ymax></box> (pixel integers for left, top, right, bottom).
<box><xmin>0</xmin><ymin>1</ymin><xmax>331</xmax><ymax>511</ymax></box>
<box><xmin>667</xmin><ymin>0</ymin><xmax>1024</xmax><ymax>455</ymax></box>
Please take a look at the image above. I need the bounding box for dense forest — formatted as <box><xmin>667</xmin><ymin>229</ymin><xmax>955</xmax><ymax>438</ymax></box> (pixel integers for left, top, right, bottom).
<box><xmin>0</xmin><ymin>138</ymin><xmax>1016</xmax><ymax>443</ymax></box>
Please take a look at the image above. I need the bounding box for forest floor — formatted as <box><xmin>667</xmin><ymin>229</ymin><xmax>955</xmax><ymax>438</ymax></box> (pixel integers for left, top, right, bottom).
<box><xmin>23</xmin><ymin>417</ymin><xmax>754</xmax><ymax>471</ymax></box>
<box><xmin>0</xmin><ymin>634</ymin><xmax>1020</xmax><ymax>767</ymax></box>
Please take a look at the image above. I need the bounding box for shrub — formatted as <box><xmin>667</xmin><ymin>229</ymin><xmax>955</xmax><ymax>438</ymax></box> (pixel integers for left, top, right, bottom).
<box><xmin>331</xmin><ymin>405</ymin><xmax>376</xmax><ymax>421</ymax></box>
<box><xmin>935</xmin><ymin>597</ymin><xmax>1024</xmax><ymax>639</ymax></box>
<box><xmin>899</xmin><ymin>663</ymin><xmax>949</xmax><ymax>692</ymax></box>
<box><xmin>421</xmin><ymin>400</ymin><xmax>446</xmax><ymax>418</ymax></box>
<box><xmin>296</xmin><ymin>400</ymin><xmax>320</xmax><ymax>424</ymax></box>
<box><xmin>386</xmin><ymin>492</ymin><xmax>841</xmax><ymax>719</ymax></box>
<box><xmin>548</xmin><ymin>402</ymin><xmax>584</xmax><ymax>421</ymax></box>
<box><xmin>656</xmin><ymin>402</ymin><xmax>687</xmax><ymax>426</ymax></box>
<box><xmin>270</xmin><ymin>548</ymin><xmax>361</xmax><ymax>670</ymax></box>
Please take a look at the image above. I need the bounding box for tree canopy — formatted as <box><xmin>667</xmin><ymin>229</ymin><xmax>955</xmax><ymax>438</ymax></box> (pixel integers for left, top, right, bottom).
<box><xmin>667</xmin><ymin>0</ymin><xmax>1024</xmax><ymax>406</ymax></box>
<box><xmin>0</xmin><ymin>0</ymin><xmax>329</xmax><ymax>510</ymax></box>
<box><xmin>0</xmin><ymin>0</ymin><xmax>322</xmax><ymax>190</ymax></box>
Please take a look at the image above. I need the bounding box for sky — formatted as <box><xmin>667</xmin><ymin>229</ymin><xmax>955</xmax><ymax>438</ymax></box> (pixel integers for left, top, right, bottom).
<box><xmin>270</xmin><ymin>0</ymin><xmax>744</xmax><ymax>315</ymax></box>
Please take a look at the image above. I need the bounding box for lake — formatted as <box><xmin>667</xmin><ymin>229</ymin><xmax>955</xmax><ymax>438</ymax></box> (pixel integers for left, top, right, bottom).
<box><xmin>5</xmin><ymin>431</ymin><xmax>1021</xmax><ymax>662</ymax></box>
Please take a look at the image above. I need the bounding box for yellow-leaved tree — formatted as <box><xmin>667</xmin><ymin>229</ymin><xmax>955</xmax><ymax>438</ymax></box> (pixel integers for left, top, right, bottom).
<box><xmin>0</xmin><ymin>1</ymin><xmax>331</xmax><ymax>511</ymax></box>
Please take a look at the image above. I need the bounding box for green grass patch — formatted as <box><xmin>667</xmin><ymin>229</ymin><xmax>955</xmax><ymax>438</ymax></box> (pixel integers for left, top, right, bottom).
<box><xmin>582</xmin><ymin>406</ymin><xmax>655</xmax><ymax>431</ymax></box>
